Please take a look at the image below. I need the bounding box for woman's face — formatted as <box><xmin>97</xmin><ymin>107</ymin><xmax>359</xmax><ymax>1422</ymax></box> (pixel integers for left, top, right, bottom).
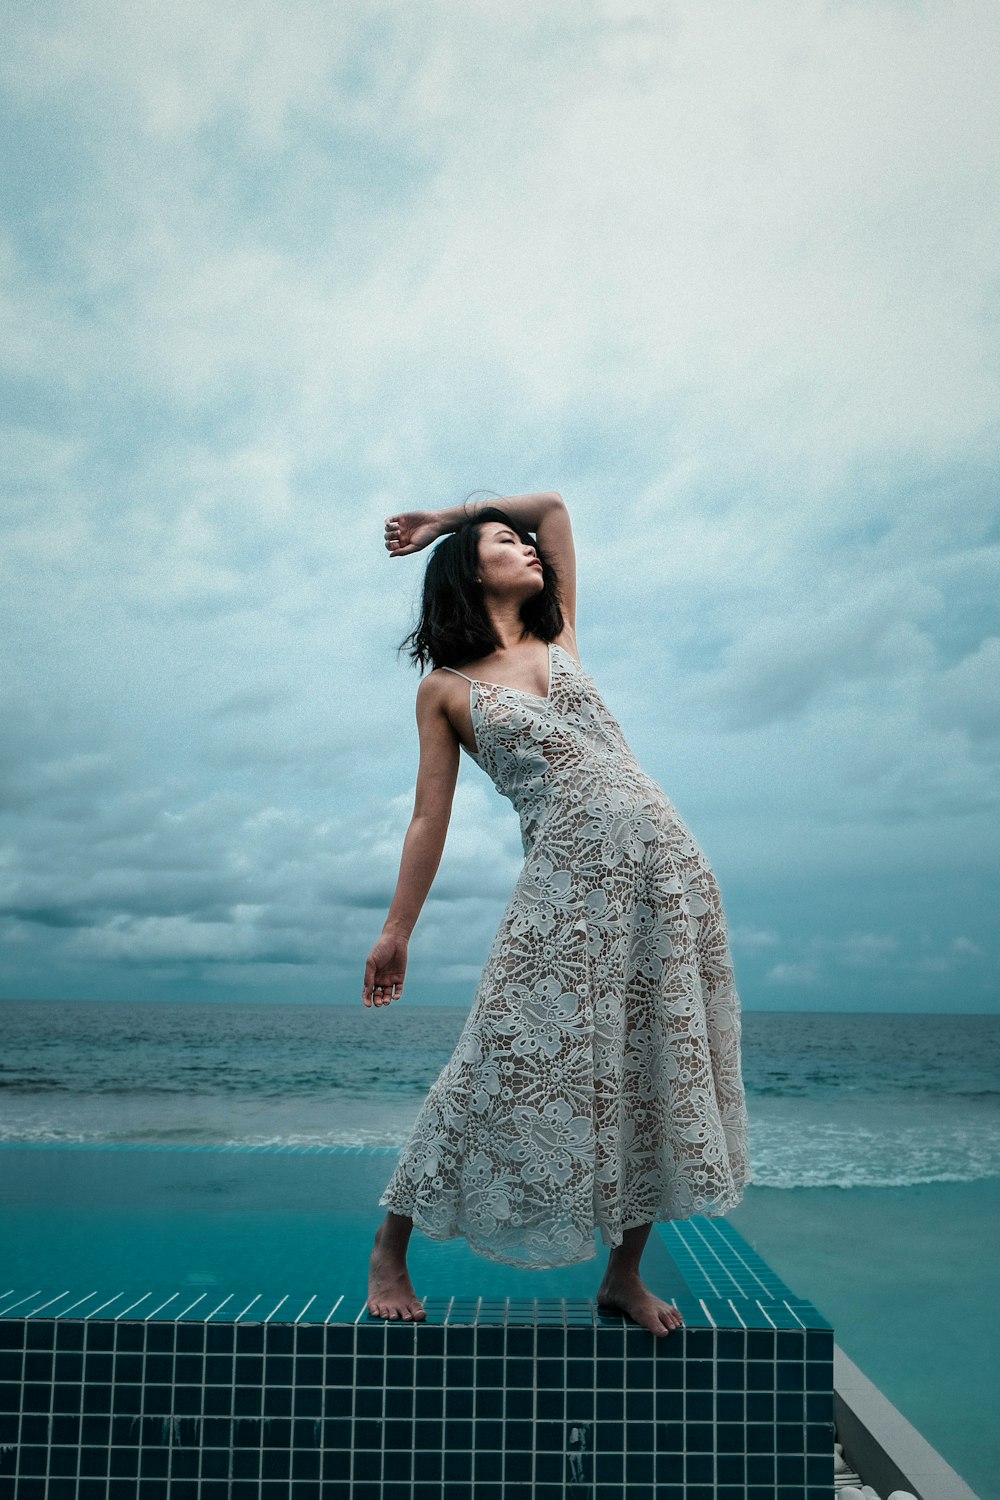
<box><xmin>476</xmin><ymin>521</ymin><xmax>545</xmax><ymax>599</ymax></box>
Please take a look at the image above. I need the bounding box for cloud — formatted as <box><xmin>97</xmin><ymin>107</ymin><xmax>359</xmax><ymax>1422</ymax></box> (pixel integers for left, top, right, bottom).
<box><xmin>0</xmin><ymin>769</ymin><xmax>520</xmax><ymax>986</ymax></box>
<box><xmin>1</xmin><ymin>0</ymin><xmax>998</xmax><ymax>1008</ymax></box>
<box><xmin>765</xmin><ymin>962</ymin><xmax>819</xmax><ymax>988</ymax></box>
<box><xmin>730</xmin><ymin>926</ymin><xmax>780</xmax><ymax>952</ymax></box>
<box><xmin>690</xmin><ymin>581</ymin><xmax>940</xmax><ymax>731</ymax></box>
<box><xmin>951</xmin><ymin>935</ymin><xmax>987</xmax><ymax>960</ymax></box>
<box><xmin>925</xmin><ymin>637</ymin><xmax>1000</xmax><ymax>746</ymax></box>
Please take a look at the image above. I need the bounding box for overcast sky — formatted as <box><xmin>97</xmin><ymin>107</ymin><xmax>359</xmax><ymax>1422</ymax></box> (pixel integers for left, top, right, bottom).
<box><xmin>2</xmin><ymin>0</ymin><xmax>997</xmax><ymax>1012</ymax></box>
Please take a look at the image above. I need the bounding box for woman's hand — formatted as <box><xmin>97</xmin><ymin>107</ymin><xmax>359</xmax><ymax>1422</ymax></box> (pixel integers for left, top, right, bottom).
<box><xmin>384</xmin><ymin>511</ymin><xmax>441</xmax><ymax>557</ymax></box>
<box><xmin>363</xmin><ymin>931</ymin><xmax>408</xmax><ymax>1008</ymax></box>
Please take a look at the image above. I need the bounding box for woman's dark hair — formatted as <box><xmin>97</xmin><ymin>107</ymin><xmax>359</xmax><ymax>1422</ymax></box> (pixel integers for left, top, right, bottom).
<box><xmin>399</xmin><ymin>505</ymin><xmax>564</xmax><ymax>672</ymax></box>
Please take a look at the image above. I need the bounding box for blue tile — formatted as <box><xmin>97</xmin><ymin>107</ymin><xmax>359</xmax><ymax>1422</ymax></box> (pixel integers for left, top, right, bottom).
<box><xmin>324</xmin><ymin>1325</ymin><xmax>353</xmax><ymax>1354</ymax></box>
<box><xmin>413</xmin><ymin>1449</ymin><xmax>441</xmax><ymax>1480</ymax></box>
<box><xmin>717</xmin><ymin>1358</ymin><xmax>746</xmax><ymax>1390</ymax></box>
<box><xmin>443</xmin><ymin>1447</ymin><xmax>473</xmax><ymax>1480</ymax></box>
<box><xmin>686</xmin><ymin>1452</ymin><xmax>714</xmax><ymax>1482</ymax></box>
<box><xmin>505</xmin><ymin>1327</ymin><xmax>534</xmax><ymax>1357</ymax></box>
<box><xmin>474</xmin><ymin>1418</ymin><xmax>503</xmax><ymax>1448</ymax></box>
<box><xmin>416</xmin><ymin>1324</ymin><xmax>444</xmax><ymax>1353</ymax></box>
<box><xmin>445</xmin><ymin>1388</ymin><xmax>473</xmax><ymax>1418</ymax></box>
<box><xmin>747</xmin><ymin>1424</ymin><xmax>779</xmax><ymax>1454</ymax></box>
<box><xmin>414</xmin><ymin>1387</ymin><xmax>443</xmax><ymax>1417</ymax></box>
<box><xmin>444</xmin><ymin>1327</ymin><xmax>474</xmax><ymax>1356</ymax></box>
<box><xmin>355</xmin><ymin>1356</ymin><xmax>382</xmax><ymax>1385</ymax></box>
<box><xmin>536</xmin><ymin>1358</ymin><xmax>564</xmax><ymax>1389</ymax></box>
<box><xmin>747</xmin><ymin>1391</ymin><xmax>775</xmax><ymax>1422</ymax></box>
<box><xmin>504</xmin><ymin>1418</ymin><xmax>532</xmax><ymax>1449</ymax></box>
<box><xmin>686</xmin><ymin>1421</ymin><xmax>714</xmax><ymax>1450</ymax></box>
<box><xmin>474</xmin><ymin>1326</ymin><xmax>504</xmax><ymax>1357</ymax></box>
<box><xmin>776</xmin><ymin>1391</ymin><xmax>804</xmax><ymax>1421</ymax></box>
<box><xmin>355</xmin><ymin>1385</ymin><xmax>382</xmax><ymax>1418</ymax></box>
<box><xmin>475</xmin><ymin>1386</ymin><xmax>502</xmax><ymax>1417</ymax></box>
<box><xmin>294</xmin><ymin>1386</ymin><xmax>322</xmax><ymax>1417</ymax></box>
<box><xmin>686</xmin><ymin>1390</ymin><xmax>713</xmax><ymax>1422</ymax></box>
<box><xmin>535</xmin><ymin>1452</ymin><xmax>563</xmax><ymax>1483</ymax></box>
<box><xmin>54</xmin><ymin>1352</ymin><xmax>82</xmax><ymax>1381</ymax></box>
<box><xmin>413</xmin><ymin>1355</ymin><xmax>443</xmax><ymax>1385</ymax></box>
<box><xmin>295</xmin><ymin>1325</ymin><xmax>323</xmax><ymax>1353</ymax></box>
<box><xmin>807</xmin><ymin>1452</ymin><xmax>835</xmax><ymax>1481</ymax></box>
<box><xmin>627</xmin><ymin>1389</ymin><xmax>654</xmax><ymax>1421</ymax></box>
<box><xmin>596</xmin><ymin>1389</ymin><xmax>624</xmax><ymax>1421</ymax></box>
<box><xmin>353</xmin><ymin>1449</ymin><xmax>380</xmax><ymax>1480</ymax></box>
<box><xmin>776</xmin><ymin>1421</ymin><xmax>806</xmax><ymax>1451</ymax></box>
<box><xmin>536</xmin><ymin>1326</ymin><xmax>564</xmax><ymax>1356</ymax></box>
<box><xmin>686</xmin><ymin>1359</ymin><xmax>714</xmax><ymax>1391</ymax></box>
<box><xmin>384</xmin><ymin>1385</ymin><xmax>413</xmax><ymax>1417</ymax></box>
<box><xmin>655</xmin><ymin>1391</ymin><xmax>684</xmax><ymax>1420</ymax></box>
<box><xmin>383</xmin><ymin>1448</ymin><xmax>412</xmax><ymax>1481</ymax></box>
<box><xmin>261</xmin><ymin>1384</ymin><xmax>291</xmax><ymax>1417</ymax></box>
<box><xmin>717</xmin><ymin>1452</ymin><xmax>746</xmax><ymax>1484</ymax></box>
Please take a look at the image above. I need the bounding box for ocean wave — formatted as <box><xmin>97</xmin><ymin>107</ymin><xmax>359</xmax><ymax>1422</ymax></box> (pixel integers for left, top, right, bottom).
<box><xmin>3</xmin><ymin>1126</ymin><xmax>1000</xmax><ymax>1189</ymax></box>
<box><xmin>746</xmin><ymin>1084</ymin><xmax>1000</xmax><ymax>1100</ymax></box>
<box><xmin>748</xmin><ymin>1164</ymin><xmax>1000</xmax><ymax>1190</ymax></box>
<box><xmin>0</xmin><ymin>1077</ymin><xmax>72</xmax><ymax>1092</ymax></box>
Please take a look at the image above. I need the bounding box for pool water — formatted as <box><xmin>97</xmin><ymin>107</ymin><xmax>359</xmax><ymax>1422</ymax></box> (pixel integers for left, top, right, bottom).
<box><xmin>0</xmin><ymin>1144</ymin><xmax>692</xmax><ymax>1313</ymax></box>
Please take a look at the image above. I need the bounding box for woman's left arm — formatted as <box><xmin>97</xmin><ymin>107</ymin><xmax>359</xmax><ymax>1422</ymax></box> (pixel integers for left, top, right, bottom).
<box><xmin>384</xmin><ymin>490</ymin><xmax>577</xmax><ymax>631</ymax></box>
<box><xmin>476</xmin><ymin>492</ymin><xmax>578</xmax><ymax>633</ymax></box>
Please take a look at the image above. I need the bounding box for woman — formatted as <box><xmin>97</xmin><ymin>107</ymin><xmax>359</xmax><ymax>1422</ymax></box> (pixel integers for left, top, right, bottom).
<box><xmin>363</xmin><ymin>491</ymin><xmax>751</xmax><ymax>1336</ymax></box>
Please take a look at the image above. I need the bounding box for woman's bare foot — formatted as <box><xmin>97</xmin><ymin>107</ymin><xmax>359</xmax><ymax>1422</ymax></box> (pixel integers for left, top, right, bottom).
<box><xmin>367</xmin><ymin>1216</ymin><xmax>426</xmax><ymax>1321</ymax></box>
<box><xmin>597</xmin><ymin>1269</ymin><xmax>684</xmax><ymax>1336</ymax></box>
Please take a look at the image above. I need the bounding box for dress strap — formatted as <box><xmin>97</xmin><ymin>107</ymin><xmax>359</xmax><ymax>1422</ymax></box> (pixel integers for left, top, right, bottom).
<box><xmin>440</xmin><ymin>665</ymin><xmax>476</xmax><ymax>683</ymax></box>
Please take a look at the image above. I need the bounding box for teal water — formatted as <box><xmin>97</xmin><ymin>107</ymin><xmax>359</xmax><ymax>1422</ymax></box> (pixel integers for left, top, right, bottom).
<box><xmin>0</xmin><ymin>1144</ymin><xmax>687</xmax><ymax>1308</ymax></box>
<box><xmin>729</xmin><ymin>1177</ymin><xmax>1000</xmax><ymax>1500</ymax></box>
<box><xmin>2</xmin><ymin>1144</ymin><xmax>996</xmax><ymax>1494</ymax></box>
<box><xmin>3</xmin><ymin>999</ymin><xmax>998</xmax><ymax>1495</ymax></box>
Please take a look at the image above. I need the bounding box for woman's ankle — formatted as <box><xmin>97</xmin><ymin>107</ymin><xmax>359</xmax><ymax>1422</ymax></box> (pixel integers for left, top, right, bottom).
<box><xmin>375</xmin><ymin>1211</ymin><xmax>413</xmax><ymax>1250</ymax></box>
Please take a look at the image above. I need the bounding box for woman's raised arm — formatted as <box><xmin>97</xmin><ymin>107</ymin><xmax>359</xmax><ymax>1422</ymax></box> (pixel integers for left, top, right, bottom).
<box><xmin>362</xmin><ymin>676</ymin><xmax>460</xmax><ymax>1008</ymax></box>
<box><xmin>385</xmin><ymin>491</ymin><xmax>577</xmax><ymax>633</ymax></box>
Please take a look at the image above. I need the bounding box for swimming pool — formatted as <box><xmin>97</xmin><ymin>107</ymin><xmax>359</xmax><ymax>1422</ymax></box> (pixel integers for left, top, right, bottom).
<box><xmin>1</xmin><ymin>1144</ymin><xmax>839</xmax><ymax>1500</ymax></box>
<box><xmin>0</xmin><ymin>1143</ymin><xmax>696</xmax><ymax>1312</ymax></box>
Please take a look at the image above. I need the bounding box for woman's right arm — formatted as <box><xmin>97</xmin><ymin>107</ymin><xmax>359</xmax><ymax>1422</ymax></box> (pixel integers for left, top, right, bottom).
<box><xmin>362</xmin><ymin>675</ymin><xmax>459</xmax><ymax>1008</ymax></box>
<box><xmin>384</xmin><ymin>491</ymin><xmax>576</xmax><ymax>634</ymax></box>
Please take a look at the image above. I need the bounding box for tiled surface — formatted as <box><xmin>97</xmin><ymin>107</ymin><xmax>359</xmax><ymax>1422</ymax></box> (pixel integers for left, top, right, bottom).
<box><xmin>0</xmin><ymin>1214</ymin><xmax>833</xmax><ymax>1331</ymax></box>
<box><xmin>1</xmin><ymin>1316</ymin><xmax>834</xmax><ymax>1499</ymax></box>
<box><xmin>0</xmin><ymin>1216</ymin><xmax>835</xmax><ymax>1498</ymax></box>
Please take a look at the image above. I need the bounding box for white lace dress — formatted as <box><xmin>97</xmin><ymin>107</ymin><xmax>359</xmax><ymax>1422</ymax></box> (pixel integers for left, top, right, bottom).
<box><xmin>379</xmin><ymin>641</ymin><xmax>752</xmax><ymax>1269</ymax></box>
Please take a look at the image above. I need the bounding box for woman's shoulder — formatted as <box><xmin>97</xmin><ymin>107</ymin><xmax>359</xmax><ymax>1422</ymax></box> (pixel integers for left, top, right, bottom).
<box><xmin>417</xmin><ymin>664</ymin><xmax>460</xmax><ymax>698</ymax></box>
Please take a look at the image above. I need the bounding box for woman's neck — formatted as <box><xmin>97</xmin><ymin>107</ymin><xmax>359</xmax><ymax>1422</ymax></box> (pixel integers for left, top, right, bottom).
<box><xmin>485</xmin><ymin>597</ymin><xmax>530</xmax><ymax>651</ymax></box>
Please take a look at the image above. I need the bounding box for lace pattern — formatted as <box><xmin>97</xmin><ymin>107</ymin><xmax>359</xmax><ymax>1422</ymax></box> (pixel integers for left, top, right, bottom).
<box><xmin>380</xmin><ymin>643</ymin><xmax>752</xmax><ymax>1268</ymax></box>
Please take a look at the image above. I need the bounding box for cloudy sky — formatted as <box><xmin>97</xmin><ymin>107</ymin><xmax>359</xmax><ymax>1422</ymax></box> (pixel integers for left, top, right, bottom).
<box><xmin>2</xmin><ymin>0</ymin><xmax>997</xmax><ymax>1012</ymax></box>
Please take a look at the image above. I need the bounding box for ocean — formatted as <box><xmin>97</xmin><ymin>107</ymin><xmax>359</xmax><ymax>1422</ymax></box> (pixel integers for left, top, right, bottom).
<box><xmin>1</xmin><ymin>999</ymin><xmax>998</xmax><ymax>1496</ymax></box>
<box><xmin>2</xmin><ymin>1002</ymin><xmax>997</xmax><ymax>1189</ymax></box>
